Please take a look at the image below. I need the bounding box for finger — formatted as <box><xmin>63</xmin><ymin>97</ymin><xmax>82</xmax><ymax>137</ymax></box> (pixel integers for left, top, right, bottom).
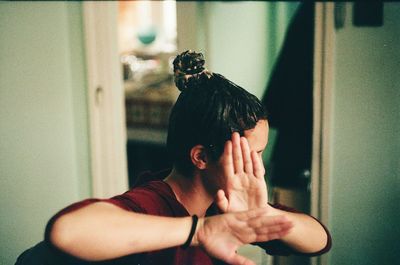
<box><xmin>236</xmin><ymin>207</ymin><xmax>270</xmax><ymax>220</ymax></box>
<box><xmin>228</xmin><ymin>253</ymin><xmax>256</xmax><ymax>265</ymax></box>
<box><xmin>232</xmin><ymin>132</ymin><xmax>243</xmax><ymax>173</ymax></box>
<box><xmin>255</xmin><ymin>229</ymin><xmax>292</xmax><ymax>242</ymax></box>
<box><xmin>221</xmin><ymin>140</ymin><xmax>234</xmax><ymax>177</ymax></box>
<box><xmin>251</xmin><ymin>150</ymin><xmax>265</xmax><ymax>178</ymax></box>
<box><xmin>255</xmin><ymin>222</ymin><xmax>293</xmax><ymax>236</ymax></box>
<box><xmin>252</xmin><ymin>219</ymin><xmax>293</xmax><ymax>242</ymax></box>
<box><xmin>240</xmin><ymin>137</ymin><xmax>253</xmax><ymax>174</ymax></box>
<box><xmin>256</xmin><ymin>221</ymin><xmax>293</xmax><ymax>241</ymax></box>
<box><xmin>248</xmin><ymin>215</ymin><xmax>291</xmax><ymax>229</ymax></box>
<box><xmin>215</xmin><ymin>189</ymin><xmax>229</xmax><ymax>213</ymax></box>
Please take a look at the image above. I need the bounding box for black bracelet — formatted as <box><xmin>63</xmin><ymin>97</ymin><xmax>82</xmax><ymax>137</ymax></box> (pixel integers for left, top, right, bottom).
<box><xmin>181</xmin><ymin>215</ymin><xmax>198</xmax><ymax>249</ymax></box>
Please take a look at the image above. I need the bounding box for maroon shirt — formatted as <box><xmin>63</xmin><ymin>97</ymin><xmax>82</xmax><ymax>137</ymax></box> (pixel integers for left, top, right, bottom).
<box><xmin>45</xmin><ymin>172</ymin><xmax>331</xmax><ymax>265</ymax></box>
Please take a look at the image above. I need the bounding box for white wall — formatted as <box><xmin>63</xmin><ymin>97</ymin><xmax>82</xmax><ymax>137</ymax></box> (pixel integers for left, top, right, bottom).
<box><xmin>329</xmin><ymin>3</ymin><xmax>400</xmax><ymax>264</ymax></box>
<box><xmin>0</xmin><ymin>2</ymin><xmax>91</xmax><ymax>264</ymax></box>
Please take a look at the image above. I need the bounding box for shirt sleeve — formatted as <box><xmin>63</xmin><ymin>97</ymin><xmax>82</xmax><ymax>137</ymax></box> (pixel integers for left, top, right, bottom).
<box><xmin>254</xmin><ymin>203</ymin><xmax>332</xmax><ymax>256</ymax></box>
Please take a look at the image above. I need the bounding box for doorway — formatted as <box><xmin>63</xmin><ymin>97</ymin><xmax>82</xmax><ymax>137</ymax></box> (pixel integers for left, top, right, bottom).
<box><xmin>118</xmin><ymin>1</ymin><xmax>178</xmax><ymax>187</ymax></box>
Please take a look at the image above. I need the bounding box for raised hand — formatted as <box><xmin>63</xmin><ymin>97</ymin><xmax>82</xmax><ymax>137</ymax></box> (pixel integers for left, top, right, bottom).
<box><xmin>194</xmin><ymin>208</ymin><xmax>293</xmax><ymax>265</ymax></box>
<box><xmin>215</xmin><ymin>132</ymin><xmax>269</xmax><ymax>213</ymax></box>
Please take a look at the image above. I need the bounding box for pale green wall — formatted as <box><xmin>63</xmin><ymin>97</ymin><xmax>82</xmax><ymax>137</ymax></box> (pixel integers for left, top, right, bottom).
<box><xmin>204</xmin><ymin>2</ymin><xmax>299</xmax><ymax>99</ymax></box>
<box><xmin>0</xmin><ymin>2</ymin><xmax>90</xmax><ymax>264</ymax></box>
<box><xmin>329</xmin><ymin>3</ymin><xmax>400</xmax><ymax>264</ymax></box>
<box><xmin>204</xmin><ymin>1</ymin><xmax>269</xmax><ymax>99</ymax></box>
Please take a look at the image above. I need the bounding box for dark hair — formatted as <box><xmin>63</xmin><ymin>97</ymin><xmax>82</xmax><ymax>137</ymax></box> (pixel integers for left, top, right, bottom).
<box><xmin>167</xmin><ymin>50</ymin><xmax>267</xmax><ymax>175</ymax></box>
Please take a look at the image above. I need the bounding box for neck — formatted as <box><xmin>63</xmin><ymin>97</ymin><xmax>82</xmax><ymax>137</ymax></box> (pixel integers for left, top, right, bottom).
<box><xmin>164</xmin><ymin>168</ymin><xmax>213</xmax><ymax>217</ymax></box>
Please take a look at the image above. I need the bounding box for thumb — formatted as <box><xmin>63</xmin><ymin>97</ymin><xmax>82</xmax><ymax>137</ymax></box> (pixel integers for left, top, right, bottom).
<box><xmin>228</xmin><ymin>253</ymin><xmax>256</xmax><ymax>265</ymax></box>
<box><xmin>215</xmin><ymin>189</ymin><xmax>229</xmax><ymax>213</ymax></box>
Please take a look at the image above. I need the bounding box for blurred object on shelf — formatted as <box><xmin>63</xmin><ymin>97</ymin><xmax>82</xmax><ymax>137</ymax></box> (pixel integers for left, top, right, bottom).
<box><xmin>121</xmin><ymin>51</ymin><xmax>174</xmax><ymax>88</ymax></box>
<box><xmin>137</xmin><ymin>25</ymin><xmax>157</xmax><ymax>45</ymax></box>
<box><xmin>125</xmin><ymin>76</ymin><xmax>178</xmax><ymax>129</ymax></box>
<box><xmin>124</xmin><ymin>50</ymin><xmax>179</xmax><ymax>130</ymax></box>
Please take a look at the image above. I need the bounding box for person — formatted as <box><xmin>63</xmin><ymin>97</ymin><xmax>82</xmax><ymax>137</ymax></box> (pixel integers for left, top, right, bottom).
<box><xmin>42</xmin><ymin>50</ymin><xmax>331</xmax><ymax>265</ymax></box>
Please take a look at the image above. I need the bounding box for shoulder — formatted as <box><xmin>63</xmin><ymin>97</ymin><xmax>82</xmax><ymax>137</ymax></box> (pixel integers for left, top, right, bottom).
<box><xmin>106</xmin><ymin>181</ymin><xmax>186</xmax><ymax>217</ymax></box>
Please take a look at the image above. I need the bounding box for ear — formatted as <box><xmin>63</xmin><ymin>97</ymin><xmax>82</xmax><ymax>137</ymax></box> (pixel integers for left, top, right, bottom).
<box><xmin>190</xmin><ymin>145</ymin><xmax>208</xmax><ymax>170</ymax></box>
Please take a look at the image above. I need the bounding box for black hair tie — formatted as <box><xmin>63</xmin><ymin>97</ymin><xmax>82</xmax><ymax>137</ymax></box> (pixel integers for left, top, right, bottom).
<box><xmin>181</xmin><ymin>215</ymin><xmax>199</xmax><ymax>249</ymax></box>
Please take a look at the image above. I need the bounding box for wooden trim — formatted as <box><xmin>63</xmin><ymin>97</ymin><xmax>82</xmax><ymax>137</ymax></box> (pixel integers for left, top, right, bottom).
<box><xmin>311</xmin><ymin>2</ymin><xmax>335</xmax><ymax>265</ymax></box>
<box><xmin>83</xmin><ymin>2</ymin><xmax>128</xmax><ymax>198</ymax></box>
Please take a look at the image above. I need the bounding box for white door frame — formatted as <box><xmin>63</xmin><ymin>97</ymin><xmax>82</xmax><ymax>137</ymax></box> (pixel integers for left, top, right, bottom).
<box><xmin>83</xmin><ymin>2</ymin><xmax>128</xmax><ymax>198</ymax></box>
<box><xmin>311</xmin><ymin>2</ymin><xmax>335</xmax><ymax>265</ymax></box>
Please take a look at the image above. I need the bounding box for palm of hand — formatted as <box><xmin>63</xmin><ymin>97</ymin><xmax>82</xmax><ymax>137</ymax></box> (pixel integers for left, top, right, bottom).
<box><xmin>216</xmin><ymin>133</ymin><xmax>269</xmax><ymax>213</ymax></box>
<box><xmin>198</xmin><ymin>212</ymin><xmax>257</xmax><ymax>265</ymax></box>
<box><xmin>223</xmin><ymin>171</ymin><xmax>268</xmax><ymax>212</ymax></box>
<box><xmin>197</xmin><ymin>208</ymin><xmax>293</xmax><ymax>265</ymax></box>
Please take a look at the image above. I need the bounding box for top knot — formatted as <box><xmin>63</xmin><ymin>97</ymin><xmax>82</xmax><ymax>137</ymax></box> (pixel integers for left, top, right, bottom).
<box><xmin>173</xmin><ymin>50</ymin><xmax>212</xmax><ymax>91</ymax></box>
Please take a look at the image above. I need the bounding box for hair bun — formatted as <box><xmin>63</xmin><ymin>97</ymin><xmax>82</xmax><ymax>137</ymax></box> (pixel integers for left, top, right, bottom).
<box><xmin>173</xmin><ymin>50</ymin><xmax>210</xmax><ymax>91</ymax></box>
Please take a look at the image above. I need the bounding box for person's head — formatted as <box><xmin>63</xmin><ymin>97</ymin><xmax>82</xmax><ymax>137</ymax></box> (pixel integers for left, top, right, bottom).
<box><xmin>167</xmin><ymin>50</ymin><xmax>268</xmax><ymax>176</ymax></box>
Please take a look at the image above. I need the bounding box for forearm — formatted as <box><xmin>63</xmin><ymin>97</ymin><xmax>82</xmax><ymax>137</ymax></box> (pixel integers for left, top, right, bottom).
<box><xmin>268</xmin><ymin>207</ymin><xmax>328</xmax><ymax>253</ymax></box>
<box><xmin>50</xmin><ymin>202</ymin><xmax>192</xmax><ymax>261</ymax></box>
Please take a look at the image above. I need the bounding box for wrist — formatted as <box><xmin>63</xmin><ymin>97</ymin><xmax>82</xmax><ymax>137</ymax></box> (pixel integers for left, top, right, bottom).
<box><xmin>265</xmin><ymin>204</ymin><xmax>282</xmax><ymax>216</ymax></box>
<box><xmin>191</xmin><ymin>217</ymin><xmax>204</xmax><ymax>247</ymax></box>
<box><xmin>181</xmin><ymin>215</ymin><xmax>199</xmax><ymax>249</ymax></box>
